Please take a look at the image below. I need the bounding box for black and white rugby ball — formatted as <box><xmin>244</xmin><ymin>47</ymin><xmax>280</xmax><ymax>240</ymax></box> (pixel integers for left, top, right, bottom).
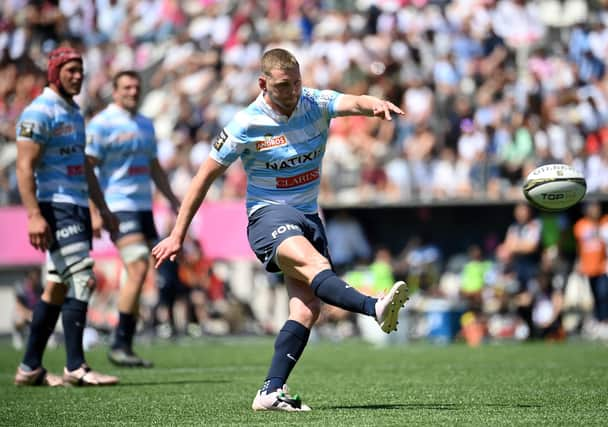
<box><xmin>522</xmin><ymin>164</ymin><xmax>586</xmax><ymax>212</ymax></box>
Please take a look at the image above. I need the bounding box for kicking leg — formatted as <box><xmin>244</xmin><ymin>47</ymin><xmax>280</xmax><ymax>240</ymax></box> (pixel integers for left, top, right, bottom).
<box><xmin>276</xmin><ymin>236</ymin><xmax>408</xmax><ymax>332</ymax></box>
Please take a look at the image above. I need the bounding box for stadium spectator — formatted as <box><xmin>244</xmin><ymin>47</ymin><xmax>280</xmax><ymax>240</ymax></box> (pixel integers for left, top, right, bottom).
<box><xmin>573</xmin><ymin>202</ymin><xmax>608</xmax><ymax>329</ymax></box>
<box><xmin>14</xmin><ymin>46</ymin><xmax>118</xmax><ymax>386</ymax></box>
<box><xmin>460</xmin><ymin>244</ymin><xmax>492</xmax><ymax>312</ymax></box>
<box><xmin>496</xmin><ymin>202</ymin><xmax>542</xmax><ymax>336</ymax></box>
<box><xmin>152</xmin><ymin>48</ymin><xmax>409</xmax><ymax>412</ymax></box>
<box><xmin>177</xmin><ymin>236</ymin><xmax>229</xmax><ymax>336</ymax></box>
<box><xmin>12</xmin><ymin>268</ymin><xmax>44</xmax><ymax>350</ymax></box>
<box><xmin>325</xmin><ymin>210</ymin><xmax>372</xmax><ymax>275</ymax></box>
<box><xmin>154</xmin><ymin>233</ymin><xmax>187</xmax><ymax>339</ymax></box>
<box><xmin>529</xmin><ymin>249</ymin><xmax>566</xmax><ymax>340</ymax></box>
<box><xmin>86</xmin><ymin>70</ymin><xmax>180</xmax><ymax>368</ymax></box>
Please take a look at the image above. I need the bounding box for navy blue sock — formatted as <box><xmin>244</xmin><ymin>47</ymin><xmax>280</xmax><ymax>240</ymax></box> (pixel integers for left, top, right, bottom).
<box><xmin>62</xmin><ymin>298</ymin><xmax>88</xmax><ymax>371</ymax></box>
<box><xmin>310</xmin><ymin>270</ymin><xmax>377</xmax><ymax>316</ymax></box>
<box><xmin>112</xmin><ymin>312</ymin><xmax>137</xmax><ymax>351</ymax></box>
<box><xmin>22</xmin><ymin>300</ymin><xmax>62</xmax><ymax>370</ymax></box>
<box><xmin>261</xmin><ymin>320</ymin><xmax>310</xmax><ymax>394</ymax></box>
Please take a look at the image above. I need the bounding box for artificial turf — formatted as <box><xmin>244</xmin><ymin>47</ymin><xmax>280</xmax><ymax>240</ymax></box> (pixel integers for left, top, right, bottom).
<box><xmin>1</xmin><ymin>337</ymin><xmax>606</xmax><ymax>426</ymax></box>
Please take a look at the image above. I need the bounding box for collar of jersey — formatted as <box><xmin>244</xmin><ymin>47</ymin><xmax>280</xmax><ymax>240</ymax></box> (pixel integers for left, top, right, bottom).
<box><xmin>44</xmin><ymin>87</ymin><xmax>80</xmax><ymax>111</ymax></box>
<box><xmin>256</xmin><ymin>92</ymin><xmax>301</xmax><ymax>123</ymax></box>
<box><xmin>107</xmin><ymin>103</ymin><xmax>135</xmax><ymax>117</ymax></box>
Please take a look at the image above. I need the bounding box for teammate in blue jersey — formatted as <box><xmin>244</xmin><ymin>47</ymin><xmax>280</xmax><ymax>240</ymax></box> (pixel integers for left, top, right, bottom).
<box><xmin>86</xmin><ymin>70</ymin><xmax>180</xmax><ymax>368</ymax></box>
<box><xmin>14</xmin><ymin>46</ymin><xmax>119</xmax><ymax>386</ymax></box>
<box><xmin>152</xmin><ymin>48</ymin><xmax>409</xmax><ymax>411</ymax></box>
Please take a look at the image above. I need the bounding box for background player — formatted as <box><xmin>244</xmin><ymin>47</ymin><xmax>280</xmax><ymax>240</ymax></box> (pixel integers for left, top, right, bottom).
<box><xmin>86</xmin><ymin>70</ymin><xmax>180</xmax><ymax>367</ymax></box>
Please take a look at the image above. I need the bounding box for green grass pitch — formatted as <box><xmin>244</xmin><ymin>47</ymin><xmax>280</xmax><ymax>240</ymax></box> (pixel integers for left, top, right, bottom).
<box><xmin>1</xmin><ymin>338</ymin><xmax>607</xmax><ymax>426</ymax></box>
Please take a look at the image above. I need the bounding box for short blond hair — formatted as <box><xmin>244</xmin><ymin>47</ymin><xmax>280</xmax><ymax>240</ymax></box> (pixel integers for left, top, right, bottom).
<box><xmin>261</xmin><ymin>48</ymin><xmax>299</xmax><ymax>76</ymax></box>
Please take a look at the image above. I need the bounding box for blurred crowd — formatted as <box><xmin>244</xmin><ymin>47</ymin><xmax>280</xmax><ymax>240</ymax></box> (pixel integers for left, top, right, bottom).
<box><xmin>319</xmin><ymin>202</ymin><xmax>608</xmax><ymax>345</ymax></box>
<box><xmin>3</xmin><ymin>0</ymin><xmax>608</xmax><ymax>346</ymax></box>
<box><xmin>1</xmin><ymin>0</ymin><xmax>608</xmax><ymax>206</ymax></box>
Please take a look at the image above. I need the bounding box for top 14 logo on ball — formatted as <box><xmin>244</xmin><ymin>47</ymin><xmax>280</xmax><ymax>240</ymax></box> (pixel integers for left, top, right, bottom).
<box><xmin>523</xmin><ymin>164</ymin><xmax>586</xmax><ymax>212</ymax></box>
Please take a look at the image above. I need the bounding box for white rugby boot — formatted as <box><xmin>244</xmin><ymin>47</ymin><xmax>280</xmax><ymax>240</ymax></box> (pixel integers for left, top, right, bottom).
<box><xmin>252</xmin><ymin>384</ymin><xmax>311</xmax><ymax>412</ymax></box>
<box><xmin>375</xmin><ymin>281</ymin><xmax>409</xmax><ymax>333</ymax></box>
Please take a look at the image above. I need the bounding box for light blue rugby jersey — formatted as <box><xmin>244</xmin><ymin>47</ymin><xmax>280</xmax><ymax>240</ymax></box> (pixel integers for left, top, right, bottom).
<box><xmin>210</xmin><ymin>87</ymin><xmax>343</xmax><ymax>215</ymax></box>
<box><xmin>85</xmin><ymin>104</ymin><xmax>157</xmax><ymax>211</ymax></box>
<box><xmin>16</xmin><ymin>88</ymin><xmax>88</xmax><ymax>206</ymax></box>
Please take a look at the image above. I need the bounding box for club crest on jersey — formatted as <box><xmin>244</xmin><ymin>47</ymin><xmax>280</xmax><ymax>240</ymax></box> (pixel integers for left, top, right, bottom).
<box><xmin>256</xmin><ymin>134</ymin><xmax>287</xmax><ymax>151</ymax></box>
<box><xmin>18</xmin><ymin>121</ymin><xmax>35</xmax><ymax>138</ymax></box>
<box><xmin>213</xmin><ymin>130</ymin><xmax>228</xmax><ymax>151</ymax></box>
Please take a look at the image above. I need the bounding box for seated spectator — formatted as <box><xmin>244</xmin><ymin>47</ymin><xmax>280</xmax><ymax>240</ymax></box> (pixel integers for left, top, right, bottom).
<box><xmin>573</xmin><ymin>202</ymin><xmax>608</xmax><ymax>329</ymax></box>
<box><xmin>432</xmin><ymin>146</ymin><xmax>472</xmax><ymax>199</ymax></box>
<box><xmin>529</xmin><ymin>250</ymin><xmax>566</xmax><ymax>340</ymax></box>
<box><xmin>496</xmin><ymin>202</ymin><xmax>542</xmax><ymax>336</ymax></box>
<box><xmin>497</xmin><ymin>113</ymin><xmax>534</xmax><ymax>195</ymax></box>
<box><xmin>178</xmin><ymin>237</ymin><xmax>227</xmax><ymax>336</ymax></box>
<box><xmin>325</xmin><ymin>210</ymin><xmax>372</xmax><ymax>275</ymax></box>
<box><xmin>460</xmin><ymin>244</ymin><xmax>492</xmax><ymax>311</ymax></box>
<box><xmin>12</xmin><ymin>268</ymin><xmax>44</xmax><ymax>350</ymax></box>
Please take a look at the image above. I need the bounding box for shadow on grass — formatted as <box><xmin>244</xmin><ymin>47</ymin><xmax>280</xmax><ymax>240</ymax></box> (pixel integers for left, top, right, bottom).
<box><xmin>323</xmin><ymin>402</ymin><xmax>542</xmax><ymax>411</ymax></box>
<box><xmin>484</xmin><ymin>403</ymin><xmax>541</xmax><ymax>409</ymax></box>
<box><xmin>323</xmin><ymin>403</ymin><xmax>459</xmax><ymax>410</ymax></box>
<box><xmin>116</xmin><ymin>379</ymin><xmax>229</xmax><ymax>387</ymax></box>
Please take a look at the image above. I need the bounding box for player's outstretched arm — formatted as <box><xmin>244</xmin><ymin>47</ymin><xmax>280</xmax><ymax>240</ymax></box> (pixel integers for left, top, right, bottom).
<box><xmin>152</xmin><ymin>157</ymin><xmax>227</xmax><ymax>268</ymax></box>
<box><xmin>334</xmin><ymin>94</ymin><xmax>404</xmax><ymax>120</ymax></box>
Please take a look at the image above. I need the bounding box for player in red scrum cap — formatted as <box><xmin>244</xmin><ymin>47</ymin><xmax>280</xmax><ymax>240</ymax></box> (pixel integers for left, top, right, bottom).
<box><xmin>13</xmin><ymin>46</ymin><xmax>119</xmax><ymax>387</ymax></box>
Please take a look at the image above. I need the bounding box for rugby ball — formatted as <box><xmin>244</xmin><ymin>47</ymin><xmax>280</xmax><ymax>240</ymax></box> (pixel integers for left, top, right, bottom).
<box><xmin>522</xmin><ymin>164</ymin><xmax>586</xmax><ymax>212</ymax></box>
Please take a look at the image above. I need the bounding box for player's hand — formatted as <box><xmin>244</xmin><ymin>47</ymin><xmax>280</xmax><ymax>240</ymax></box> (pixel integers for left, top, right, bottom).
<box><xmin>100</xmin><ymin>209</ymin><xmax>119</xmax><ymax>240</ymax></box>
<box><xmin>152</xmin><ymin>235</ymin><xmax>182</xmax><ymax>269</ymax></box>
<box><xmin>372</xmin><ymin>100</ymin><xmax>404</xmax><ymax>121</ymax></box>
<box><xmin>27</xmin><ymin>212</ymin><xmax>53</xmax><ymax>252</ymax></box>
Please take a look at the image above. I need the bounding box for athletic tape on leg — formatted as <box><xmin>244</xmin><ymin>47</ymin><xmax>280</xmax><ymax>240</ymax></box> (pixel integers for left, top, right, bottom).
<box><xmin>65</xmin><ymin>267</ymin><xmax>96</xmax><ymax>302</ymax></box>
<box><xmin>49</xmin><ymin>244</ymin><xmax>96</xmax><ymax>302</ymax></box>
<box><xmin>119</xmin><ymin>242</ymin><xmax>150</xmax><ymax>264</ymax></box>
<box><xmin>45</xmin><ymin>257</ymin><xmax>63</xmax><ymax>283</ymax></box>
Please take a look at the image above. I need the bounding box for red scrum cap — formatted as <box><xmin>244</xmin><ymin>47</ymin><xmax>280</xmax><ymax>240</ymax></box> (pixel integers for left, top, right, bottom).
<box><xmin>47</xmin><ymin>47</ymin><xmax>82</xmax><ymax>87</ymax></box>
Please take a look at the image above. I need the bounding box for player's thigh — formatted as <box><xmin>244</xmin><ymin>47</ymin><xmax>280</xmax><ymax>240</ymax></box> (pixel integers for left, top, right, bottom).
<box><xmin>41</xmin><ymin>202</ymin><xmax>96</xmax><ymax>301</ymax></box>
<box><xmin>247</xmin><ymin>205</ymin><xmax>310</xmax><ymax>273</ymax></box>
<box><xmin>276</xmin><ymin>236</ymin><xmax>330</xmax><ymax>283</ymax></box>
<box><xmin>114</xmin><ymin>211</ymin><xmax>156</xmax><ymax>267</ymax></box>
<box><xmin>114</xmin><ymin>210</ymin><xmax>158</xmax><ymax>243</ymax></box>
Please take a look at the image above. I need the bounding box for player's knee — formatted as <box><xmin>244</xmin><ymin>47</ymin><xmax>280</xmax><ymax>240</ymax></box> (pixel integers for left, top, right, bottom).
<box><xmin>125</xmin><ymin>259</ymin><xmax>150</xmax><ymax>286</ymax></box>
<box><xmin>306</xmin><ymin>254</ymin><xmax>331</xmax><ymax>277</ymax></box>
<box><xmin>65</xmin><ymin>267</ymin><xmax>96</xmax><ymax>302</ymax></box>
<box><xmin>55</xmin><ymin>254</ymin><xmax>96</xmax><ymax>302</ymax></box>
